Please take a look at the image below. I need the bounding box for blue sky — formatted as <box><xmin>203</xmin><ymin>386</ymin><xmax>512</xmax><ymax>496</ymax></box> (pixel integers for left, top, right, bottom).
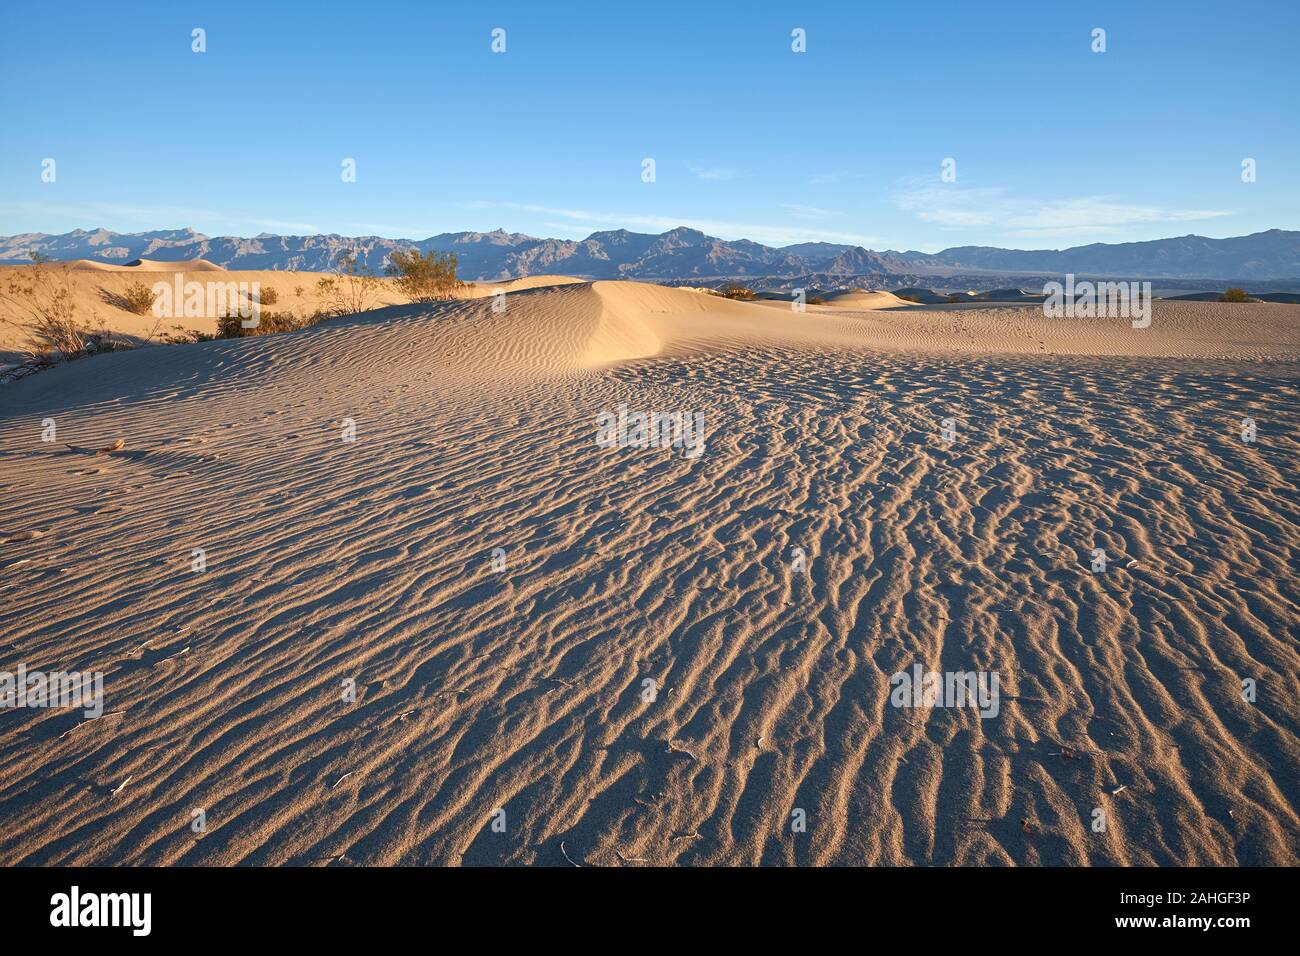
<box><xmin>2</xmin><ymin>0</ymin><xmax>1296</xmax><ymax>252</ymax></box>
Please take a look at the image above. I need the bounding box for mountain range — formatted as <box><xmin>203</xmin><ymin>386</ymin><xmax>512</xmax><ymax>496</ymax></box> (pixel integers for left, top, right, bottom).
<box><xmin>2</xmin><ymin>227</ymin><xmax>1297</xmax><ymax>281</ymax></box>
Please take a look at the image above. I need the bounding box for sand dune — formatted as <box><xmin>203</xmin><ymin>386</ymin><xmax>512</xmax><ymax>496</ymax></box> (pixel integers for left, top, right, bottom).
<box><xmin>817</xmin><ymin>290</ymin><xmax>920</xmax><ymax>310</ymax></box>
<box><xmin>64</xmin><ymin>258</ymin><xmax>230</xmax><ymax>272</ymax></box>
<box><xmin>0</xmin><ymin>281</ymin><xmax>1297</xmax><ymax>866</ymax></box>
<box><xmin>817</xmin><ymin>299</ymin><xmax>1300</xmax><ymax>360</ymax></box>
<box><xmin>461</xmin><ymin>275</ymin><xmax>585</xmax><ymax>297</ymax></box>
<box><xmin>0</xmin><ymin>262</ymin><xmax>585</xmax><ymax>360</ymax></box>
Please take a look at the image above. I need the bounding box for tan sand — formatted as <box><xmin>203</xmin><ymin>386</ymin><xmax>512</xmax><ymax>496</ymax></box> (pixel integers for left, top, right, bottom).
<box><xmin>64</xmin><ymin>257</ymin><xmax>231</xmax><ymax>272</ymax></box>
<box><xmin>0</xmin><ymin>261</ymin><xmax>582</xmax><ymax>359</ymax></box>
<box><xmin>817</xmin><ymin>289</ymin><xmax>920</xmax><ymax>310</ymax></box>
<box><xmin>0</xmin><ymin>281</ymin><xmax>1296</xmax><ymax>865</ymax></box>
<box><xmin>460</xmin><ymin>275</ymin><xmax>585</xmax><ymax>297</ymax></box>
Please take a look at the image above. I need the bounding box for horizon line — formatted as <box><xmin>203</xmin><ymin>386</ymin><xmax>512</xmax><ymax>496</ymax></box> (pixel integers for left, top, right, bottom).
<box><xmin>3</xmin><ymin>223</ymin><xmax>1295</xmax><ymax>256</ymax></box>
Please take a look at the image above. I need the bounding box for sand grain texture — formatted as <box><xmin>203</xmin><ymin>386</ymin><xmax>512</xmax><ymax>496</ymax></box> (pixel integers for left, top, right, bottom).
<box><xmin>1</xmin><ymin>283</ymin><xmax>1297</xmax><ymax>866</ymax></box>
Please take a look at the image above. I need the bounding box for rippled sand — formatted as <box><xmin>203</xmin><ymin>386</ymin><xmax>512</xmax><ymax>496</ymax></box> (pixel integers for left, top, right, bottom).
<box><xmin>1</xmin><ymin>284</ymin><xmax>1296</xmax><ymax>865</ymax></box>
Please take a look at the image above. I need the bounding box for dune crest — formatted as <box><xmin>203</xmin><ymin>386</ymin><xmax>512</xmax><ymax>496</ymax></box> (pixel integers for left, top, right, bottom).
<box><xmin>818</xmin><ymin>289</ymin><xmax>919</xmax><ymax>310</ymax></box>
<box><xmin>459</xmin><ymin>275</ymin><xmax>584</xmax><ymax>297</ymax></box>
<box><xmin>64</xmin><ymin>257</ymin><xmax>228</xmax><ymax>272</ymax></box>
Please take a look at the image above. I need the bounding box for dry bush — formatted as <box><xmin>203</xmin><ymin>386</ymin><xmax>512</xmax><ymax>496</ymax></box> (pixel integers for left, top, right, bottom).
<box><xmin>215</xmin><ymin>309</ymin><xmax>303</xmax><ymax>339</ymax></box>
<box><xmin>315</xmin><ymin>252</ymin><xmax>382</xmax><ymax>315</ymax></box>
<box><xmin>156</xmin><ymin>325</ymin><xmax>216</xmax><ymax>345</ymax></box>
<box><xmin>259</xmin><ymin>285</ymin><xmax>279</xmax><ymax>306</ymax></box>
<box><xmin>119</xmin><ymin>280</ymin><xmax>159</xmax><ymax>315</ymax></box>
<box><xmin>0</xmin><ymin>252</ymin><xmax>102</xmax><ymax>358</ymax></box>
<box><xmin>716</xmin><ymin>282</ymin><xmax>757</xmax><ymax>301</ymax></box>
<box><xmin>385</xmin><ymin>249</ymin><xmax>462</xmax><ymax>302</ymax></box>
<box><xmin>1221</xmin><ymin>287</ymin><xmax>1250</xmax><ymax>303</ymax></box>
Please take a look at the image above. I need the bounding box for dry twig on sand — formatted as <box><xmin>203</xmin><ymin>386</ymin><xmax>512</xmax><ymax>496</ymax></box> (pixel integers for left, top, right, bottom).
<box><xmin>666</xmin><ymin>741</ymin><xmax>698</xmax><ymax>761</ymax></box>
<box><xmin>156</xmin><ymin>646</ymin><xmax>191</xmax><ymax>665</ymax></box>
<box><xmin>58</xmin><ymin>710</ymin><xmax>125</xmax><ymax>740</ymax></box>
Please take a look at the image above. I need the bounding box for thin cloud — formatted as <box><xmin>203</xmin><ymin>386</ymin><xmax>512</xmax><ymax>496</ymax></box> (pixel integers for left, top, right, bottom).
<box><xmin>891</xmin><ymin>178</ymin><xmax>1232</xmax><ymax>240</ymax></box>
<box><xmin>781</xmin><ymin>203</ymin><xmax>833</xmax><ymax>220</ymax></box>
<box><xmin>0</xmin><ymin>200</ymin><xmax>320</xmax><ymax>235</ymax></box>
<box><xmin>689</xmin><ymin>165</ymin><xmax>737</xmax><ymax>181</ymax></box>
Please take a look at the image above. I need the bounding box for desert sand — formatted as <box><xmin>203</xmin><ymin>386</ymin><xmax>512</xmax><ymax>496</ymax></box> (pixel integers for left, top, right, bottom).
<box><xmin>0</xmin><ymin>281</ymin><xmax>1297</xmax><ymax>865</ymax></box>
<box><xmin>0</xmin><ymin>260</ymin><xmax>581</xmax><ymax>360</ymax></box>
<box><xmin>816</xmin><ymin>289</ymin><xmax>920</xmax><ymax>310</ymax></box>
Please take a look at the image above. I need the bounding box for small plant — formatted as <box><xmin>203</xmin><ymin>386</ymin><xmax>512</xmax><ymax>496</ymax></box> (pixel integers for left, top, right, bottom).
<box><xmin>215</xmin><ymin>309</ymin><xmax>302</xmax><ymax>339</ymax></box>
<box><xmin>1221</xmin><ymin>287</ymin><xmax>1250</xmax><ymax>303</ymax></box>
<box><xmin>806</xmin><ymin>295</ymin><xmax>824</xmax><ymax>305</ymax></box>
<box><xmin>385</xmin><ymin>249</ymin><xmax>461</xmax><ymax>303</ymax></box>
<box><xmin>157</xmin><ymin>325</ymin><xmax>215</xmax><ymax>345</ymax></box>
<box><xmin>0</xmin><ymin>252</ymin><xmax>99</xmax><ymax>358</ymax></box>
<box><xmin>716</xmin><ymin>282</ymin><xmax>757</xmax><ymax>301</ymax></box>
<box><xmin>259</xmin><ymin>285</ymin><xmax>279</xmax><ymax>306</ymax></box>
<box><xmin>315</xmin><ymin>252</ymin><xmax>382</xmax><ymax>316</ymax></box>
<box><xmin>119</xmin><ymin>281</ymin><xmax>159</xmax><ymax>315</ymax></box>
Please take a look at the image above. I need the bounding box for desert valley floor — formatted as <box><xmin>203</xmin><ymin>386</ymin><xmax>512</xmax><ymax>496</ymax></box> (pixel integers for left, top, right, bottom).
<box><xmin>0</xmin><ymin>281</ymin><xmax>1297</xmax><ymax>865</ymax></box>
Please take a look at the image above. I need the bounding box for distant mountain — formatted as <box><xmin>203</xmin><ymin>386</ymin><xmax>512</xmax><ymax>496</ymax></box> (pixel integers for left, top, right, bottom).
<box><xmin>779</xmin><ymin>242</ymin><xmax>857</xmax><ymax>264</ymax></box>
<box><xmin>905</xmin><ymin>229</ymin><xmax>1300</xmax><ymax>279</ymax></box>
<box><xmin>2</xmin><ymin>227</ymin><xmax>1296</xmax><ymax>281</ymax></box>
<box><xmin>822</xmin><ymin>247</ymin><xmax>916</xmax><ymax>275</ymax></box>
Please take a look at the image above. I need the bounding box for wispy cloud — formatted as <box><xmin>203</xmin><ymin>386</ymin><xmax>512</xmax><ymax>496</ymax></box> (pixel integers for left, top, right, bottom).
<box><xmin>689</xmin><ymin>165</ymin><xmax>737</xmax><ymax>182</ymax></box>
<box><xmin>0</xmin><ymin>200</ymin><xmax>320</xmax><ymax>235</ymax></box>
<box><xmin>461</xmin><ymin>201</ymin><xmax>879</xmax><ymax>247</ymax></box>
<box><xmin>781</xmin><ymin>203</ymin><xmax>833</xmax><ymax>220</ymax></box>
<box><xmin>891</xmin><ymin>178</ymin><xmax>1232</xmax><ymax>240</ymax></box>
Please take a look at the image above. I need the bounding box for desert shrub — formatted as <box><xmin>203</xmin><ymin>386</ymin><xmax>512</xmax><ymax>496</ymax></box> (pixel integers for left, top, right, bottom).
<box><xmin>315</xmin><ymin>278</ymin><xmax>337</xmax><ymax>309</ymax></box>
<box><xmin>716</xmin><ymin>282</ymin><xmax>757</xmax><ymax>301</ymax></box>
<box><xmin>806</xmin><ymin>295</ymin><xmax>824</xmax><ymax>305</ymax></box>
<box><xmin>215</xmin><ymin>313</ymin><xmax>249</xmax><ymax>339</ymax></box>
<box><xmin>215</xmin><ymin>309</ymin><xmax>302</xmax><ymax>339</ymax></box>
<box><xmin>157</xmin><ymin>326</ymin><xmax>214</xmax><ymax>345</ymax></box>
<box><xmin>115</xmin><ymin>280</ymin><xmax>158</xmax><ymax>315</ymax></box>
<box><xmin>315</xmin><ymin>252</ymin><xmax>382</xmax><ymax>316</ymax></box>
<box><xmin>260</xmin><ymin>311</ymin><xmax>300</xmax><ymax>333</ymax></box>
<box><xmin>259</xmin><ymin>285</ymin><xmax>279</xmax><ymax>306</ymax></box>
<box><xmin>1221</xmin><ymin>287</ymin><xmax>1250</xmax><ymax>303</ymax></box>
<box><xmin>385</xmin><ymin>249</ymin><xmax>461</xmax><ymax>302</ymax></box>
<box><xmin>0</xmin><ymin>252</ymin><xmax>100</xmax><ymax>358</ymax></box>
